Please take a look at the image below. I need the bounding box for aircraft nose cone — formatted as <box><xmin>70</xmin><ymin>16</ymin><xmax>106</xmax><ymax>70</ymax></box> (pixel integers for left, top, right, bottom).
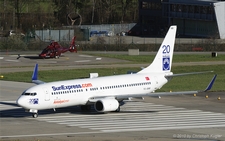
<box><xmin>16</xmin><ymin>97</ymin><xmax>24</xmax><ymax>107</ymax></box>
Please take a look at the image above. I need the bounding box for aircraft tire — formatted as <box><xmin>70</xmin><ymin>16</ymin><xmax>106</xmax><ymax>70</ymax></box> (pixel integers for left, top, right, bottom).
<box><xmin>32</xmin><ymin>113</ymin><xmax>38</xmax><ymax>118</ymax></box>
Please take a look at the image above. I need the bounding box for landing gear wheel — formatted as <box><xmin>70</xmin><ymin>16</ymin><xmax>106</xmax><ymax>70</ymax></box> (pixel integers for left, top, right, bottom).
<box><xmin>32</xmin><ymin>113</ymin><xmax>38</xmax><ymax>118</ymax></box>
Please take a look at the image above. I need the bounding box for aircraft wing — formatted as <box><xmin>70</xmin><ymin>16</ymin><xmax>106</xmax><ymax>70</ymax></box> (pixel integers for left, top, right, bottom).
<box><xmin>88</xmin><ymin>74</ymin><xmax>217</xmax><ymax>103</ymax></box>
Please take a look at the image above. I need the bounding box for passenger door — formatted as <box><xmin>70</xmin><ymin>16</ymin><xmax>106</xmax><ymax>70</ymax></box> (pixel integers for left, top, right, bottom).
<box><xmin>43</xmin><ymin>87</ymin><xmax>50</xmax><ymax>101</ymax></box>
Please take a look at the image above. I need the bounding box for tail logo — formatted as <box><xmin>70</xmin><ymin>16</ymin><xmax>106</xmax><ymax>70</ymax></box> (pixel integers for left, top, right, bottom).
<box><xmin>163</xmin><ymin>57</ymin><xmax>170</xmax><ymax>71</ymax></box>
<box><xmin>162</xmin><ymin>45</ymin><xmax>171</xmax><ymax>71</ymax></box>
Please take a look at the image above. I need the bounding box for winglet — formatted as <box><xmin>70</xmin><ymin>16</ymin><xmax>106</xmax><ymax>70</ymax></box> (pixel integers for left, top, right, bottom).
<box><xmin>31</xmin><ymin>64</ymin><xmax>45</xmax><ymax>85</ymax></box>
<box><xmin>32</xmin><ymin>64</ymin><xmax>38</xmax><ymax>81</ymax></box>
<box><xmin>204</xmin><ymin>74</ymin><xmax>217</xmax><ymax>92</ymax></box>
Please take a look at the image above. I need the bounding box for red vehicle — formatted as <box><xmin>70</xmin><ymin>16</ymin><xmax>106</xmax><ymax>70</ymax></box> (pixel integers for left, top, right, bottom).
<box><xmin>39</xmin><ymin>36</ymin><xmax>77</xmax><ymax>58</ymax></box>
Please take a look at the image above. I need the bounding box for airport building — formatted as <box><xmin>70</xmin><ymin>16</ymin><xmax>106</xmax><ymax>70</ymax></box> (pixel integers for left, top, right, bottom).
<box><xmin>138</xmin><ymin>0</ymin><xmax>225</xmax><ymax>39</ymax></box>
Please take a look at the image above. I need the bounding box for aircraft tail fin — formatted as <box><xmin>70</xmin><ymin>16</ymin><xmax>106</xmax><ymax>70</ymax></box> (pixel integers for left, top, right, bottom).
<box><xmin>69</xmin><ymin>36</ymin><xmax>77</xmax><ymax>53</ymax></box>
<box><xmin>32</xmin><ymin>64</ymin><xmax>38</xmax><ymax>81</ymax></box>
<box><xmin>138</xmin><ymin>26</ymin><xmax>177</xmax><ymax>74</ymax></box>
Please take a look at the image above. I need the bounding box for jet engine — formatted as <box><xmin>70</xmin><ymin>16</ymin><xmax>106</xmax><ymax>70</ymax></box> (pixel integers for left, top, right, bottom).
<box><xmin>94</xmin><ymin>98</ymin><xmax>119</xmax><ymax>112</ymax></box>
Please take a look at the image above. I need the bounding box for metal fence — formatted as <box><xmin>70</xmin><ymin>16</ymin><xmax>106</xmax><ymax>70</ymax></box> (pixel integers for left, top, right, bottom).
<box><xmin>34</xmin><ymin>23</ymin><xmax>136</xmax><ymax>42</ymax></box>
<box><xmin>35</xmin><ymin>29</ymin><xmax>74</xmax><ymax>42</ymax></box>
<box><xmin>80</xmin><ymin>23</ymin><xmax>136</xmax><ymax>36</ymax></box>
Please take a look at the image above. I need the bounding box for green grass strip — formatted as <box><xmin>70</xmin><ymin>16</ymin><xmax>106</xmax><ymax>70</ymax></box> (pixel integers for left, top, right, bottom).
<box><xmin>1</xmin><ymin>65</ymin><xmax>224</xmax><ymax>92</ymax></box>
<box><xmin>83</xmin><ymin>53</ymin><xmax>225</xmax><ymax>63</ymax></box>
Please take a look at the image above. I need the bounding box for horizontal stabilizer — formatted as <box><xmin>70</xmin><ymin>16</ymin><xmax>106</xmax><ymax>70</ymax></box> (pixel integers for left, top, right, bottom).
<box><xmin>166</xmin><ymin>71</ymin><xmax>213</xmax><ymax>77</ymax></box>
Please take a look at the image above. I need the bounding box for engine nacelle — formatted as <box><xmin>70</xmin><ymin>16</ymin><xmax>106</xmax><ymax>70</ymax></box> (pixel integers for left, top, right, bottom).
<box><xmin>94</xmin><ymin>98</ymin><xmax>119</xmax><ymax>112</ymax></box>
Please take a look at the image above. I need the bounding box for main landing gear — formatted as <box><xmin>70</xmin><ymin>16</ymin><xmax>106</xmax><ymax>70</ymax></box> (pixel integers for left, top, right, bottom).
<box><xmin>80</xmin><ymin>105</ymin><xmax>91</xmax><ymax>111</ymax></box>
<box><xmin>115</xmin><ymin>106</ymin><xmax>120</xmax><ymax>112</ymax></box>
<box><xmin>114</xmin><ymin>100</ymin><xmax>124</xmax><ymax>112</ymax></box>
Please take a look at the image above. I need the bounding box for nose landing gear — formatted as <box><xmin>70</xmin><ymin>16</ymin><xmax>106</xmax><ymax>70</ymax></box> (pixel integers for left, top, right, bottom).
<box><xmin>25</xmin><ymin>109</ymin><xmax>39</xmax><ymax>118</ymax></box>
<box><xmin>32</xmin><ymin>113</ymin><xmax>38</xmax><ymax>118</ymax></box>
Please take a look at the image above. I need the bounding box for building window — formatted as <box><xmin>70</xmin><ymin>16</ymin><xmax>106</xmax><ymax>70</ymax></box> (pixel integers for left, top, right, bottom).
<box><xmin>142</xmin><ymin>2</ymin><xmax>161</xmax><ymax>10</ymax></box>
<box><xmin>142</xmin><ymin>2</ymin><xmax>148</xmax><ymax>9</ymax></box>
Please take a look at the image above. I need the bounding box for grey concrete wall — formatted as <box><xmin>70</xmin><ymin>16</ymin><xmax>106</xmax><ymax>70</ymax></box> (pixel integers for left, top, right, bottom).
<box><xmin>214</xmin><ymin>2</ymin><xmax>225</xmax><ymax>39</ymax></box>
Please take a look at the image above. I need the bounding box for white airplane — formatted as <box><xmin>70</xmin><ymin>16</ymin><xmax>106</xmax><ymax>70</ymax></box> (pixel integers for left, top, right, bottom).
<box><xmin>16</xmin><ymin>26</ymin><xmax>217</xmax><ymax>118</ymax></box>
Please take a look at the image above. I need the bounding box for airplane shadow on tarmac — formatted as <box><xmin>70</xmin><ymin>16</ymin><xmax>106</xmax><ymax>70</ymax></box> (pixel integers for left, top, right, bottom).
<box><xmin>0</xmin><ymin>102</ymin><xmax>158</xmax><ymax>118</ymax></box>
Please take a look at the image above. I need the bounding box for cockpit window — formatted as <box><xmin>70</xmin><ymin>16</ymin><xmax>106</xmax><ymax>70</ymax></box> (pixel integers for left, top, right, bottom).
<box><xmin>30</xmin><ymin>93</ymin><xmax>37</xmax><ymax>96</ymax></box>
<box><xmin>23</xmin><ymin>93</ymin><xmax>30</xmax><ymax>95</ymax></box>
<box><xmin>22</xmin><ymin>92</ymin><xmax>37</xmax><ymax>96</ymax></box>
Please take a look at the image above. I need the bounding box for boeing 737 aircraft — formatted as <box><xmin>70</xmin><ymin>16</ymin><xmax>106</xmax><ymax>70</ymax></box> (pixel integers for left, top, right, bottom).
<box><xmin>16</xmin><ymin>26</ymin><xmax>217</xmax><ymax>118</ymax></box>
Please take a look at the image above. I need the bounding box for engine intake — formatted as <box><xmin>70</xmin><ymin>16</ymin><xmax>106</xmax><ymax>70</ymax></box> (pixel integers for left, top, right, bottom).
<box><xmin>94</xmin><ymin>98</ymin><xmax>119</xmax><ymax>112</ymax></box>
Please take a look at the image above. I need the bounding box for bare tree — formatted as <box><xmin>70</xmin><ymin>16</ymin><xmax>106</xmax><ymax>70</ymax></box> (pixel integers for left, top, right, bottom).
<box><xmin>1</xmin><ymin>0</ymin><xmax>139</xmax><ymax>30</ymax></box>
<box><xmin>15</xmin><ymin>0</ymin><xmax>30</xmax><ymax>29</ymax></box>
<box><xmin>91</xmin><ymin>0</ymin><xmax>95</xmax><ymax>23</ymax></box>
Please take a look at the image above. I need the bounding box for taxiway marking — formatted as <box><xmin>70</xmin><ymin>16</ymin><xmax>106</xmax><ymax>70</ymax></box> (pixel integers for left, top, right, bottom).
<box><xmin>35</xmin><ymin>101</ymin><xmax>225</xmax><ymax>132</ymax></box>
<box><xmin>75</xmin><ymin>60</ymin><xmax>91</xmax><ymax>63</ymax></box>
<box><xmin>5</xmin><ymin>59</ymin><xmax>20</xmax><ymax>62</ymax></box>
<box><xmin>1</xmin><ymin>101</ymin><xmax>225</xmax><ymax>138</ymax></box>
